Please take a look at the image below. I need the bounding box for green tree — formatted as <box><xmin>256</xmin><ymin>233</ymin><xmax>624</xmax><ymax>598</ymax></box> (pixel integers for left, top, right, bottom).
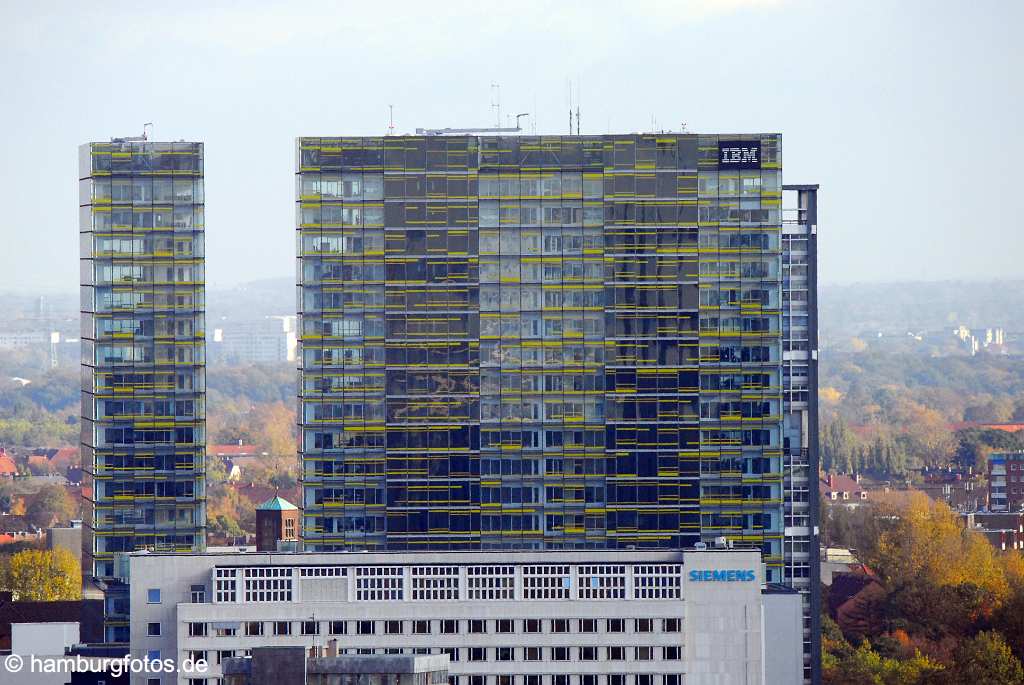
<box><xmin>26</xmin><ymin>484</ymin><xmax>77</xmax><ymax>528</ymax></box>
<box><xmin>950</xmin><ymin>631</ymin><xmax>1024</xmax><ymax>685</ymax></box>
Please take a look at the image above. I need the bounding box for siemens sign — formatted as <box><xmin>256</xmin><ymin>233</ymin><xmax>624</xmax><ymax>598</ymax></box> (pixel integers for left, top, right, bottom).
<box><xmin>689</xmin><ymin>569</ymin><xmax>756</xmax><ymax>582</ymax></box>
<box><xmin>718</xmin><ymin>141</ymin><xmax>761</xmax><ymax>169</ymax></box>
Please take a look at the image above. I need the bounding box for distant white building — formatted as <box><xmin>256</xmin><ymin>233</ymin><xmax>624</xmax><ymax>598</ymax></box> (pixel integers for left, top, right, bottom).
<box><xmin>210</xmin><ymin>316</ymin><xmax>296</xmax><ymax>364</ymax></box>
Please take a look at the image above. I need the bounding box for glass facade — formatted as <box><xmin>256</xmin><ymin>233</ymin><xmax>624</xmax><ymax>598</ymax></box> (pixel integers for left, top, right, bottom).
<box><xmin>79</xmin><ymin>140</ymin><xmax>207</xmax><ymax>642</ymax></box>
<box><xmin>297</xmin><ymin>134</ymin><xmax>784</xmax><ymax>579</ymax></box>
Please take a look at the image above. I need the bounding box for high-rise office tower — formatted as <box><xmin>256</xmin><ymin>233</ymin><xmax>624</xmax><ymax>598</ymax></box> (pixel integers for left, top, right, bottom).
<box><xmin>782</xmin><ymin>184</ymin><xmax>820</xmax><ymax>682</ymax></box>
<box><xmin>79</xmin><ymin>139</ymin><xmax>207</xmax><ymax>642</ymax></box>
<box><xmin>297</xmin><ymin>133</ymin><xmax>819</xmax><ymax>680</ymax></box>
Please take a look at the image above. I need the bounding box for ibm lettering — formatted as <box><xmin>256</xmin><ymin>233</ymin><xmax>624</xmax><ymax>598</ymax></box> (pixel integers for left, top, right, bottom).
<box><xmin>717</xmin><ymin>141</ymin><xmax>761</xmax><ymax>169</ymax></box>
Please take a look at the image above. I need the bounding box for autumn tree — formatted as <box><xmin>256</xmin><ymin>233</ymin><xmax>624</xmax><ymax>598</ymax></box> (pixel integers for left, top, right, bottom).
<box><xmin>866</xmin><ymin>493</ymin><xmax>1008</xmax><ymax>600</ymax></box>
<box><xmin>26</xmin><ymin>484</ymin><xmax>77</xmax><ymax>528</ymax></box>
<box><xmin>0</xmin><ymin>548</ymin><xmax>80</xmax><ymax>600</ymax></box>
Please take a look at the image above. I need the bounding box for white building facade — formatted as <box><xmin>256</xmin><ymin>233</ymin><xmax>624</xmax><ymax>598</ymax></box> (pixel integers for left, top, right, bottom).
<box><xmin>129</xmin><ymin>549</ymin><xmax>800</xmax><ymax>685</ymax></box>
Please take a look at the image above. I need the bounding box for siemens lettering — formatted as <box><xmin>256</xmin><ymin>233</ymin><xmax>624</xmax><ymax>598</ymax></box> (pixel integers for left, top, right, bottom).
<box><xmin>689</xmin><ymin>569</ymin><xmax>756</xmax><ymax>582</ymax></box>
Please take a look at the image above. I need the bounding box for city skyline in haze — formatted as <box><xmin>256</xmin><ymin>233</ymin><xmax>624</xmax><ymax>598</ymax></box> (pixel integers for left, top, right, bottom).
<box><xmin>1</xmin><ymin>0</ymin><xmax>1021</xmax><ymax>293</ymax></box>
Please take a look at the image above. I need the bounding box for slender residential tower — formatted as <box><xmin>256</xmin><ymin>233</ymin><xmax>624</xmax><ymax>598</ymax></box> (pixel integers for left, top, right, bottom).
<box><xmin>79</xmin><ymin>139</ymin><xmax>207</xmax><ymax>643</ymax></box>
<box><xmin>782</xmin><ymin>184</ymin><xmax>821</xmax><ymax>682</ymax></box>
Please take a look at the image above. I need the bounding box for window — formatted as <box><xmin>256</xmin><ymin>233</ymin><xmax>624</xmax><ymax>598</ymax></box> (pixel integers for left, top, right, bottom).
<box><xmin>608</xmin><ymin>646</ymin><xmax>625</xmax><ymax>660</ymax></box>
<box><xmin>496</xmin><ymin>647</ymin><xmax>513</xmax><ymax>662</ymax></box>
<box><xmin>635</xmin><ymin>618</ymin><xmax>653</xmax><ymax>633</ymax></box>
<box><xmin>637</xmin><ymin>676</ymin><xmax>653</xmax><ymax>685</ymax></box>
<box><xmin>524</xmin><ymin>619</ymin><xmax>542</xmax><ymax>633</ymax></box>
<box><xmin>607</xmin><ymin>618</ymin><xmax>625</xmax><ymax>633</ymax></box>
<box><xmin>440</xmin><ymin>619</ymin><xmax>458</xmax><ymax>634</ymax></box>
<box><xmin>552</xmin><ymin>647</ymin><xmax>570</xmax><ymax>661</ymax></box>
<box><xmin>580</xmin><ymin>646</ymin><xmax>598</xmax><ymax>661</ymax></box>
<box><xmin>355</xmin><ymin>566</ymin><xmax>403</xmax><ymax>601</ymax></box>
<box><xmin>665</xmin><ymin>676</ymin><xmax>682</xmax><ymax>685</ymax></box>
<box><xmin>466</xmin><ymin>566</ymin><xmax>514</xmax><ymax>599</ymax></box>
<box><xmin>663</xmin><ymin>618</ymin><xmax>681</xmax><ymax>632</ymax></box>
<box><xmin>147</xmin><ymin>622</ymin><xmax>160</xmax><ymax>636</ymax></box>
<box><xmin>551</xmin><ymin>618</ymin><xmax>569</xmax><ymax>633</ymax></box>
<box><xmin>273</xmin><ymin>621</ymin><xmax>292</xmax><ymax>636</ymax></box>
<box><xmin>609</xmin><ymin>677</ymin><xmax>626</xmax><ymax>685</ymax></box>
<box><xmin>413</xmin><ymin>620</ymin><xmax>431</xmax><ymax>634</ymax></box>
<box><xmin>245</xmin><ymin>622</ymin><xmax>263</xmax><ymax>637</ymax></box>
<box><xmin>411</xmin><ymin>566</ymin><xmax>459</xmax><ymax>600</ymax></box>
<box><xmin>496</xmin><ymin>619</ymin><xmax>514</xmax><ymax>634</ymax></box>
<box><xmin>147</xmin><ymin>589</ymin><xmax>161</xmax><ymax>604</ymax></box>
<box><xmin>188</xmin><ymin>623</ymin><xmax>206</xmax><ymax>637</ymax></box>
<box><xmin>190</xmin><ymin>584</ymin><xmax>206</xmax><ymax>603</ymax></box>
<box><xmin>329</xmin><ymin>621</ymin><xmax>347</xmax><ymax>635</ymax></box>
<box><xmin>385</xmin><ymin>620</ymin><xmax>403</xmax><ymax>635</ymax></box>
<box><xmin>302</xmin><ymin>621</ymin><xmax>320</xmax><ymax>636</ymax></box>
<box><xmin>468</xmin><ymin>619</ymin><xmax>487</xmax><ymax>634</ymax></box>
<box><xmin>635</xmin><ymin>646</ymin><xmax>653</xmax><ymax>660</ymax></box>
<box><xmin>664</xmin><ymin>646</ymin><xmax>682</xmax><ymax>660</ymax></box>
<box><xmin>579</xmin><ymin>619</ymin><xmax>597</xmax><ymax>633</ymax></box>
<box><xmin>553</xmin><ymin>677</ymin><xmax>569</xmax><ymax>685</ymax></box>
<box><xmin>147</xmin><ymin>650</ymin><xmax>160</xmax><ymax>662</ymax></box>
<box><xmin>243</xmin><ymin>567</ymin><xmax>292</xmax><ymax>602</ymax></box>
<box><xmin>468</xmin><ymin>647</ymin><xmax>486</xmax><ymax>662</ymax></box>
<box><xmin>357</xmin><ymin>621</ymin><xmax>375</xmax><ymax>635</ymax></box>
<box><xmin>526</xmin><ymin>677</ymin><xmax>541</xmax><ymax>685</ymax></box>
<box><xmin>524</xmin><ymin>647</ymin><xmax>542</xmax><ymax>661</ymax></box>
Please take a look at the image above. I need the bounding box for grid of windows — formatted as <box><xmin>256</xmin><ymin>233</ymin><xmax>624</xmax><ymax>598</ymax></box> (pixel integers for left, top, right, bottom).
<box><xmin>299</xmin><ymin>566</ymin><xmax>346</xmax><ymax>577</ymax></box>
<box><xmin>412</xmin><ymin>566</ymin><xmax>460</xmax><ymax>600</ymax></box>
<box><xmin>215</xmin><ymin>569</ymin><xmax>237</xmax><ymax>603</ymax></box>
<box><xmin>523</xmin><ymin>565</ymin><xmax>571</xmax><ymax>600</ymax></box>
<box><xmin>243</xmin><ymin>568</ymin><xmax>294</xmax><ymax>602</ymax></box>
<box><xmin>355</xmin><ymin>566</ymin><xmax>404</xmax><ymax>600</ymax></box>
<box><xmin>80</xmin><ymin>140</ymin><xmax>207</xmax><ymax>641</ymax></box>
<box><xmin>297</xmin><ymin>134</ymin><xmax>784</xmax><ymax>560</ymax></box>
<box><xmin>466</xmin><ymin>565</ymin><xmax>514</xmax><ymax>600</ymax></box>
<box><xmin>577</xmin><ymin>565</ymin><xmax>626</xmax><ymax>600</ymax></box>
<box><xmin>633</xmin><ymin>565</ymin><xmax>681</xmax><ymax>600</ymax></box>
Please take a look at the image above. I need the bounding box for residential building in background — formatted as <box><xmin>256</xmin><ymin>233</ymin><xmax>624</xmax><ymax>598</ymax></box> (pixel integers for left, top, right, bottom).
<box><xmin>129</xmin><ymin>548</ymin><xmax>801</xmax><ymax>685</ymax></box>
<box><xmin>296</xmin><ymin>133</ymin><xmax>819</xmax><ymax>680</ymax></box>
<box><xmin>989</xmin><ymin>451</ymin><xmax>1024</xmax><ymax>512</ymax></box>
<box><xmin>79</xmin><ymin>139</ymin><xmax>208</xmax><ymax>642</ymax></box>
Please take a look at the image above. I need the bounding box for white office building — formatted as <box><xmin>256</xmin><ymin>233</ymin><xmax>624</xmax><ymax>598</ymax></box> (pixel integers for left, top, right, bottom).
<box><xmin>128</xmin><ymin>549</ymin><xmax>801</xmax><ymax>685</ymax></box>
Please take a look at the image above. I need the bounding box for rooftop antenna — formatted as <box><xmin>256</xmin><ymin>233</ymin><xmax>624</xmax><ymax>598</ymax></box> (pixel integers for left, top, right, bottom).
<box><xmin>143</xmin><ymin>122</ymin><xmax>153</xmax><ymax>141</ymax></box>
<box><xmin>514</xmin><ymin>113</ymin><xmax>530</xmax><ymax>130</ymax></box>
<box><xmin>567</xmin><ymin>79</ymin><xmax>573</xmax><ymax>134</ymax></box>
<box><xmin>576</xmin><ymin>76</ymin><xmax>581</xmax><ymax>135</ymax></box>
<box><xmin>490</xmin><ymin>83</ymin><xmax>501</xmax><ymax>128</ymax></box>
<box><xmin>387</xmin><ymin>105</ymin><xmax>395</xmax><ymax>136</ymax></box>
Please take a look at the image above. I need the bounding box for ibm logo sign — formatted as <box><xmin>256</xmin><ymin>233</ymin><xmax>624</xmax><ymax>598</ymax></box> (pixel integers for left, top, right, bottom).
<box><xmin>718</xmin><ymin>141</ymin><xmax>761</xmax><ymax>169</ymax></box>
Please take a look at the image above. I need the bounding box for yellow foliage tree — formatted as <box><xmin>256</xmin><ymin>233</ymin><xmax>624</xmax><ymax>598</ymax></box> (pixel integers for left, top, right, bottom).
<box><xmin>870</xmin><ymin>492</ymin><xmax>1008</xmax><ymax>601</ymax></box>
<box><xmin>1</xmin><ymin>548</ymin><xmax>81</xmax><ymax>601</ymax></box>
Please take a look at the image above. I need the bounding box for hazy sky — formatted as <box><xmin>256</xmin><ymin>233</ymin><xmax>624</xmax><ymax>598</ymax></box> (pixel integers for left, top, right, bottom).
<box><xmin>0</xmin><ymin>0</ymin><xmax>1020</xmax><ymax>293</ymax></box>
